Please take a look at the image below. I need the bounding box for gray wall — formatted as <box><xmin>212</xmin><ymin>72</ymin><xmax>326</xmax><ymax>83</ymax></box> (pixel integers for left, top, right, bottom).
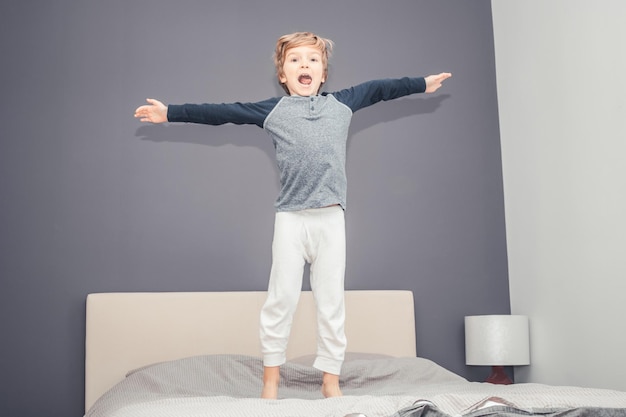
<box><xmin>0</xmin><ymin>1</ymin><xmax>508</xmax><ymax>416</ymax></box>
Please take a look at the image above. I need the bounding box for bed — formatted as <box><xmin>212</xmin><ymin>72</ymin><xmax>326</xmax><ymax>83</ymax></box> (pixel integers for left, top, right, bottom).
<box><xmin>85</xmin><ymin>291</ymin><xmax>626</xmax><ymax>417</ymax></box>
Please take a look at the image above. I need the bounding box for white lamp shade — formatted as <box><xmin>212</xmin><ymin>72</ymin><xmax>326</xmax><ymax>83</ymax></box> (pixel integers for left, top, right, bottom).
<box><xmin>465</xmin><ymin>315</ymin><xmax>530</xmax><ymax>366</ymax></box>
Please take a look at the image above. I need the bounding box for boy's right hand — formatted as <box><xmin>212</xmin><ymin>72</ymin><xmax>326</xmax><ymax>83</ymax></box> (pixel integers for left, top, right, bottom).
<box><xmin>134</xmin><ymin>98</ymin><xmax>168</xmax><ymax>123</ymax></box>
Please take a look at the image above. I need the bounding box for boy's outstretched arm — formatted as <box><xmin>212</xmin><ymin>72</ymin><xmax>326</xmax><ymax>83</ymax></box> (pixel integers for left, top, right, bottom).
<box><xmin>134</xmin><ymin>98</ymin><xmax>168</xmax><ymax>123</ymax></box>
<box><xmin>424</xmin><ymin>72</ymin><xmax>452</xmax><ymax>93</ymax></box>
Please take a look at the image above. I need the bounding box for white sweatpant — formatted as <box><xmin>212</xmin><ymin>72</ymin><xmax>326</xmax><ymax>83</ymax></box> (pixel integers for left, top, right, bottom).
<box><xmin>259</xmin><ymin>205</ymin><xmax>347</xmax><ymax>375</ymax></box>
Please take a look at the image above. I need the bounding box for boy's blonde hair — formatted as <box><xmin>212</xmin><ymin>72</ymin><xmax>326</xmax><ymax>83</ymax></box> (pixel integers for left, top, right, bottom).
<box><xmin>273</xmin><ymin>32</ymin><xmax>333</xmax><ymax>94</ymax></box>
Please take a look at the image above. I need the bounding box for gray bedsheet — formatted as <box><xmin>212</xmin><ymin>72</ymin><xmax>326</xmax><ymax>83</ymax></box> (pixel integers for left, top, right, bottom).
<box><xmin>86</xmin><ymin>355</ymin><xmax>626</xmax><ymax>417</ymax></box>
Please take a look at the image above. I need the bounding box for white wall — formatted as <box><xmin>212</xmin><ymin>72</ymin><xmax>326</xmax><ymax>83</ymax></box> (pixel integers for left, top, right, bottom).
<box><xmin>492</xmin><ymin>1</ymin><xmax>626</xmax><ymax>391</ymax></box>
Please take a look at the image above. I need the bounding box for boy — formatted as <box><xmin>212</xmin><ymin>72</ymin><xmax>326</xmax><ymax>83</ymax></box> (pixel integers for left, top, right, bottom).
<box><xmin>134</xmin><ymin>31</ymin><xmax>451</xmax><ymax>399</ymax></box>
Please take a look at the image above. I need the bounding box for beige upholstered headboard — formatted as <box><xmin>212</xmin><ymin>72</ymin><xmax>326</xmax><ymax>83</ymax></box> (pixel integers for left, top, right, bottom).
<box><xmin>85</xmin><ymin>290</ymin><xmax>416</xmax><ymax>411</ymax></box>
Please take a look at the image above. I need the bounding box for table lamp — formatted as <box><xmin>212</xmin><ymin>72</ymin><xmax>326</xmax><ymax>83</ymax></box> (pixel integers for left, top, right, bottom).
<box><xmin>464</xmin><ymin>315</ymin><xmax>530</xmax><ymax>384</ymax></box>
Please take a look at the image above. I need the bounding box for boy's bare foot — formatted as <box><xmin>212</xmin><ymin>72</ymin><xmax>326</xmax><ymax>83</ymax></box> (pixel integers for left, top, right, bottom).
<box><xmin>321</xmin><ymin>382</ymin><xmax>343</xmax><ymax>398</ymax></box>
<box><xmin>321</xmin><ymin>372</ymin><xmax>343</xmax><ymax>398</ymax></box>
<box><xmin>261</xmin><ymin>366</ymin><xmax>280</xmax><ymax>399</ymax></box>
<box><xmin>261</xmin><ymin>381</ymin><xmax>279</xmax><ymax>399</ymax></box>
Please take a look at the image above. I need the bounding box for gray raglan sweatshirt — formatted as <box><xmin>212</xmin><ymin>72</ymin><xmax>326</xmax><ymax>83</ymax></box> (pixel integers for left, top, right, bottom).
<box><xmin>167</xmin><ymin>77</ymin><xmax>426</xmax><ymax>211</ymax></box>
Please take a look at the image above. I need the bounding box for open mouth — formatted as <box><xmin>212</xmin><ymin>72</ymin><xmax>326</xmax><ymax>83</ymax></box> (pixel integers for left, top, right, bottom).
<box><xmin>298</xmin><ymin>74</ymin><xmax>312</xmax><ymax>85</ymax></box>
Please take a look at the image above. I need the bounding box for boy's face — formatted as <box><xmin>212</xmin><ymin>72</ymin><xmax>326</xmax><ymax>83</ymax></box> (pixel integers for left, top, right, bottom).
<box><xmin>279</xmin><ymin>45</ymin><xmax>326</xmax><ymax>96</ymax></box>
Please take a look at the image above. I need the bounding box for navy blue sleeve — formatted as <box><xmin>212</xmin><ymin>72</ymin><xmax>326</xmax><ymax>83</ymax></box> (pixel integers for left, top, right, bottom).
<box><xmin>329</xmin><ymin>77</ymin><xmax>426</xmax><ymax>113</ymax></box>
<box><xmin>166</xmin><ymin>97</ymin><xmax>280</xmax><ymax>128</ymax></box>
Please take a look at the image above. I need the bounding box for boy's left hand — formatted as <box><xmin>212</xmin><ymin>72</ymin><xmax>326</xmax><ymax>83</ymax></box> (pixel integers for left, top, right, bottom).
<box><xmin>425</xmin><ymin>72</ymin><xmax>452</xmax><ymax>93</ymax></box>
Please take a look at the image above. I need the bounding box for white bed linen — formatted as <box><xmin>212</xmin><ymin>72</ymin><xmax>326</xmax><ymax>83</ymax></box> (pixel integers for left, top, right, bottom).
<box><xmin>85</xmin><ymin>355</ymin><xmax>626</xmax><ymax>417</ymax></box>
